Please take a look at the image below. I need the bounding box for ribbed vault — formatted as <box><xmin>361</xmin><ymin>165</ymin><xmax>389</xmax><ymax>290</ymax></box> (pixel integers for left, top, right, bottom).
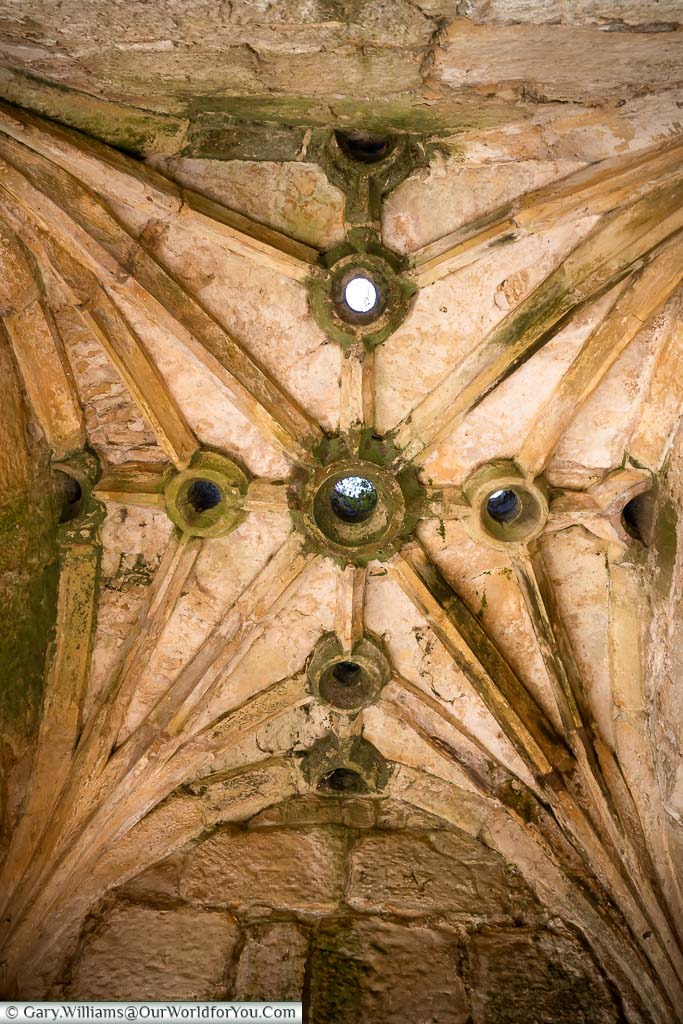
<box><xmin>0</xmin><ymin>13</ymin><xmax>682</xmax><ymax>1019</ymax></box>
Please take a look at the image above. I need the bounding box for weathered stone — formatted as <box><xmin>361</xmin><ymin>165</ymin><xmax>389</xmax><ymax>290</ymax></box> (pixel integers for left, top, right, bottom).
<box><xmin>253</xmin><ymin>796</ymin><xmax>343</xmax><ymax>828</ymax></box>
<box><xmin>347</xmin><ymin>830</ymin><xmax>529</xmax><ymax>919</ymax></box>
<box><xmin>248</xmin><ymin>796</ymin><xmax>366</xmax><ymax>829</ymax></box>
<box><xmin>434</xmin><ymin>20</ymin><xmax>683</xmax><ymax>104</ymax></box>
<box><xmin>374</xmin><ymin>798</ymin><xmax>451</xmax><ymax>831</ymax></box>
<box><xmin>233</xmin><ymin>921</ymin><xmax>308</xmax><ymax>1001</ymax></box>
<box><xmin>460</xmin><ymin>0</ymin><xmax>682</xmax><ymax>27</ymax></box>
<box><xmin>180</xmin><ymin>827</ymin><xmax>346</xmax><ymax>912</ymax></box>
<box><xmin>340</xmin><ymin>798</ymin><xmax>376</xmax><ymax>829</ymax></box>
<box><xmin>310</xmin><ymin>917</ymin><xmax>469</xmax><ymax>1024</ymax></box>
<box><xmin>119</xmin><ymin>852</ymin><xmax>184</xmax><ymax>902</ymax></box>
<box><xmin>153</xmin><ymin>157</ymin><xmax>346</xmax><ymax>250</ymax></box>
<box><xmin>0</xmin><ymin>319</ymin><xmax>57</xmax><ymax>850</ymax></box>
<box><xmin>1</xmin><ymin>5</ymin><xmax>683</xmax><ymax>1018</ymax></box>
<box><xmin>69</xmin><ymin>903</ymin><xmax>238</xmax><ymax>1000</ymax></box>
<box><xmin>469</xmin><ymin>928</ymin><xmax>622</xmax><ymax>1024</ymax></box>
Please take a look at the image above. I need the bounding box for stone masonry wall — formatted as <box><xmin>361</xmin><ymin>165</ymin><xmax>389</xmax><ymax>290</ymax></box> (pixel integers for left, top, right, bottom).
<box><xmin>60</xmin><ymin>797</ymin><xmax>625</xmax><ymax>1023</ymax></box>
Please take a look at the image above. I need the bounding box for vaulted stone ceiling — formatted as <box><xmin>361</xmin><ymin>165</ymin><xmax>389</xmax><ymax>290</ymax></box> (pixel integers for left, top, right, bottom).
<box><xmin>0</xmin><ymin>2</ymin><xmax>682</xmax><ymax>1020</ymax></box>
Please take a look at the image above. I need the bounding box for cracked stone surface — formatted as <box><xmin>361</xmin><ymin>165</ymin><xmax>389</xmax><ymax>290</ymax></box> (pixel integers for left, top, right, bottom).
<box><xmin>0</xmin><ymin>1</ymin><xmax>682</xmax><ymax>1021</ymax></box>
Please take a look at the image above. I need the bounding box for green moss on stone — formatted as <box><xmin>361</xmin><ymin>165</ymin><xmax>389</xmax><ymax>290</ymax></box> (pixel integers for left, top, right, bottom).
<box><xmin>184</xmin><ymin>116</ymin><xmax>308</xmax><ymax>161</ymax></box>
<box><xmin>653</xmin><ymin>497</ymin><xmax>678</xmax><ymax>597</ymax></box>
<box><xmin>0</xmin><ymin>552</ymin><xmax>58</xmax><ymax>736</ymax></box>
<box><xmin>309</xmin><ymin>920</ymin><xmax>367</xmax><ymax>1024</ymax></box>
<box><xmin>189</xmin><ymin>93</ymin><xmax>530</xmax><ymax>137</ymax></box>
<box><xmin>0</xmin><ymin>68</ymin><xmax>187</xmax><ymax>156</ymax></box>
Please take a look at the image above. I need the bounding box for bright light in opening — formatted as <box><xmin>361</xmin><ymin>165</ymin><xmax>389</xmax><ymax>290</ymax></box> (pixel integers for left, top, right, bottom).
<box><xmin>344</xmin><ymin>276</ymin><xmax>377</xmax><ymax>314</ymax></box>
<box><xmin>330</xmin><ymin>475</ymin><xmax>378</xmax><ymax>524</ymax></box>
<box><xmin>486</xmin><ymin>488</ymin><xmax>520</xmax><ymax>524</ymax></box>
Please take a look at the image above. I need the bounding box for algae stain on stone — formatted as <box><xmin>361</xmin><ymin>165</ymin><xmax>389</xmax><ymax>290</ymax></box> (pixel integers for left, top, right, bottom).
<box><xmin>653</xmin><ymin>498</ymin><xmax>678</xmax><ymax>598</ymax></box>
<box><xmin>309</xmin><ymin>921</ymin><xmax>367</xmax><ymax>1024</ymax></box>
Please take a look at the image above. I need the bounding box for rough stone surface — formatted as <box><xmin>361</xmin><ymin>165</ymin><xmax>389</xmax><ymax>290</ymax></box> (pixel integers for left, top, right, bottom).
<box><xmin>310</xmin><ymin>917</ymin><xmax>470</xmax><ymax>1024</ymax></box>
<box><xmin>434</xmin><ymin>20</ymin><xmax>683</xmax><ymax>105</ymax></box>
<box><xmin>1</xmin><ymin>2</ymin><xmax>682</xmax><ymax>1020</ymax></box>
<box><xmin>469</xmin><ymin>928</ymin><xmax>622</xmax><ymax>1024</ymax></box>
<box><xmin>180</xmin><ymin>827</ymin><xmax>346</xmax><ymax>912</ymax></box>
<box><xmin>68</xmin><ymin>904</ymin><xmax>238</xmax><ymax>1000</ymax></box>
<box><xmin>233</xmin><ymin>922</ymin><xmax>308</xmax><ymax>1001</ymax></box>
<box><xmin>1</xmin><ymin>2</ymin><xmax>681</xmax><ymax>152</ymax></box>
<box><xmin>347</xmin><ymin>830</ymin><xmax>530</xmax><ymax>919</ymax></box>
<box><xmin>0</xmin><ymin>323</ymin><xmax>57</xmax><ymax>856</ymax></box>
<box><xmin>153</xmin><ymin>158</ymin><xmax>346</xmax><ymax>250</ymax></box>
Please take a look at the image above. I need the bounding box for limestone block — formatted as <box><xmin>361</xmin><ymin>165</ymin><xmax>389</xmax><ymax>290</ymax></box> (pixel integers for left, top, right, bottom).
<box><xmin>153</xmin><ymin>159</ymin><xmax>346</xmax><ymax>250</ymax></box>
<box><xmin>374</xmin><ymin>798</ymin><xmax>451</xmax><ymax>832</ymax></box>
<box><xmin>69</xmin><ymin>903</ymin><xmax>238</xmax><ymax>1000</ymax></box>
<box><xmin>310</xmin><ymin>917</ymin><xmax>469</xmax><ymax>1024</ymax></box>
<box><xmin>347</xmin><ymin>830</ymin><xmax>526</xmax><ymax>919</ymax></box>
<box><xmin>470</xmin><ymin>928</ymin><xmax>621</xmax><ymax>1023</ymax></box>
<box><xmin>119</xmin><ymin>852</ymin><xmax>184</xmax><ymax>901</ymax></box>
<box><xmin>56</xmin><ymin>303</ymin><xmax>163</xmax><ymax>467</ymax></box>
<box><xmin>248</xmin><ymin>796</ymin><xmax>365</xmax><ymax>829</ymax></box>
<box><xmin>460</xmin><ymin>0</ymin><xmax>682</xmax><ymax>26</ymax></box>
<box><xmin>233</xmin><ymin>922</ymin><xmax>308</xmax><ymax>1001</ymax></box>
<box><xmin>434</xmin><ymin>21</ymin><xmax>683</xmax><ymax>104</ymax></box>
<box><xmin>180</xmin><ymin>827</ymin><xmax>345</xmax><ymax>912</ymax></box>
<box><xmin>383</xmin><ymin>156</ymin><xmax>581</xmax><ymax>255</ymax></box>
<box><xmin>247</xmin><ymin>796</ymin><xmax>450</xmax><ymax>831</ymax></box>
<box><xmin>340</xmin><ymin>798</ymin><xmax>376</xmax><ymax>829</ymax></box>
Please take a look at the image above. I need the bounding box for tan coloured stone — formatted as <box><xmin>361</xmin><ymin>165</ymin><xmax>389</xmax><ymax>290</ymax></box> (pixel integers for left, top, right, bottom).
<box><xmin>233</xmin><ymin>922</ymin><xmax>308</xmax><ymax>1001</ymax></box>
<box><xmin>420</xmin><ymin>285</ymin><xmax>622</xmax><ymax>487</ymax></box>
<box><xmin>107</xmin><ymin>287</ymin><xmax>292</xmax><ymax>479</ymax></box>
<box><xmin>470</xmin><ymin>927</ymin><xmax>621</xmax><ymax>1024</ymax></box>
<box><xmin>375</xmin><ymin>220</ymin><xmax>594</xmax><ymax>435</ymax></box>
<box><xmin>461</xmin><ymin>0</ymin><xmax>682</xmax><ymax>25</ymax></box>
<box><xmin>119</xmin><ymin>853</ymin><xmax>184</xmax><ymax>902</ymax></box>
<box><xmin>540</xmin><ymin>530</ymin><xmax>614</xmax><ymax>748</ymax></box>
<box><xmin>0</xmin><ymin>539</ymin><xmax>99</xmax><ymax>921</ymax></box>
<box><xmin>1</xmin><ymin>9</ymin><xmax>683</xmax><ymax>1018</ymax></box>
<box><xmin>52</xmin><ymin>252</ymin><xmax>198</xmax><ymax>469</ymax></box>
<box><xmin>389</xmin><ymin>543</ymin><xmax>570</xmax><ymax>777</ymax></box>
<box><xmin>396</xmin><ymin>179</ymin><xmax>683</xmax><ymax>465</ymax></box>
<box><xmin>310</xmin><ymin>917</ymin><xmax>469</xmax><ymax>1024</ymax></box>
<box><xmin>364</xmin><ymin>572</ymin><xmax>538</xmax><ymax>787</ymax></box>
<box><xmin>118</xmin><ymin>513</ymin><xmax>293</xmax><ymax>738</ymax></box>
<box><xmin>4</xmin><ymin>301</ymin><xmax>84</xmax><ymax>458</ymax></box>
<box><xmin>347</xmin><ymin>830</ymin><xmax>528</xmax><ymax>919</ymax></box>
<box><xmin>180</xmin><ymin>827</ymin><xmax>345</xmax><ymax>912</ymax></box>
<box><xmin>154</xmin><ymin>158</ymin><xmax>345</xmax><ymax>251</ymax></box>
<box><xmin>419</xmin><ymin>521</ymin><xmax>564</xmax><ymax>732</ymax></box>
<box><xmin>629</xmin><ymin>293</ymin><xmax>683</xmax><ymax>470</ymax></box>
<box><xmin>69</xmin><ymin>904</ymin><xmax>238</xmax><ymax>1000</ymax></box>
<box><xmin>435</xmin><ymin>20</ymin><xmax>683</xmax><ymax>104</ymax></box>
<box><xmin>247</xmin><ymin>796</ymin><xmax>450</xmax><ymax>831</ymax></box>
<box><xmin>55</xmin><ymin>299</ymin><xmax>165</xmax><ymax>467</ymax></box>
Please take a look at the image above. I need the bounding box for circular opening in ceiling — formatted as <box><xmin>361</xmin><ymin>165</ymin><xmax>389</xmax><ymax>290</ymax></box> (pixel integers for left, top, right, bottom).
<box><xmin>165</xmin><ymin>454</ymin><xmax>248</xmax><ymax>539</ymax></box>
<box><xmin>308</xmin><ymin>635</ymin><xmax>390</xmax><ymax>710</ymax></box>
<box><xmin>332</xmin><ymin>661</ymin><xmax>363</xmax><ymax>686</ymax></box>
<box><xmin>335</xmin><ymin>130</ymin><xmax>392</xmax><ymax>164</ymax></box>
<box><xmin>326</xmin><ymin>259</ymin><xmax>395</xmax><ymax>332</ymax></box>
<box><xmin>187</xmin><ymin>479</ymin><xmax>222</xmax><ymax>513</ymax></box>
<box><xmin>622</xmin><ymin>492</ymin><xmax>653</xmax><ymax>546</ymax></box>
<box><xmin>319</xmin><ymin>657</ymin><xmax>372</xmax><ymax>709</ymax></box>
<box><xmin>55</xmin><ymin>471</ymin><xmax>83</xmax><ymax>524</ymax></box>
<box><xmin>330</xmin><ymin>476</ymin><xmax>378</xmax><ymax>523</ymax></box>
<box><xmin>320</xmin><ymin>767</ymin><xmax>368</xmax><ymax>793</ymax></box>
<box><xmin>344</xmin><ymin>277</ymin><xmax>378</xmax><ymax>315</ymax></box>
<box><xmin>486</xmin><ymin>488</ymin><xmax>520</xmax><ymax>524</ymax></box>
<box><xmin>307</xmin><ymin>458</ymin><xmax>407</xmax><ymax>560</ymax></box>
